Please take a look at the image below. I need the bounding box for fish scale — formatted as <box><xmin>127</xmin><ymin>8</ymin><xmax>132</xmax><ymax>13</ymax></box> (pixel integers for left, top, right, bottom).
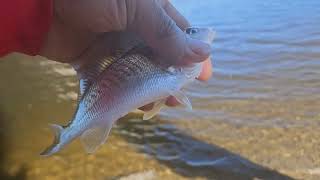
<box><xmin>40</xmin><ymin>27</ymin><xmax>215</xmax><ymax>156</ymax></box>
<box><xmin>75</xmin><ymin>55</ymin><xmax>162</xmax><ymax>126</ymax></box>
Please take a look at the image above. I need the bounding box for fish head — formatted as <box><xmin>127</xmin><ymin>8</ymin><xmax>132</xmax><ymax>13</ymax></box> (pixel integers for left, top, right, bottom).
<box><xmin>177</xmin><ymin>27</ymin><xmax>215</xmax><ymax>79</ymax></box>
<box><xmin>185</xmin><ymin>27</ymin><xmax>216</xmax><ymax>44</ymax></box>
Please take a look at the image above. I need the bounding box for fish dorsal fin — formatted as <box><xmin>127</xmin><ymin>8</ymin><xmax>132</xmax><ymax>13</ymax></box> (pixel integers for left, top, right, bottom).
<box><xmin>76</xmin><ymin>55</ymin><xmax>118</xmax><ymax>99</ymax></box>
<box><xmin>80</xmin><ymin>122</ymin><xmax>113</xmax><ymax>154</ymax></box>
<box><xmin>75</xmin><ymin>44</ymin><xmax>152</xmax><ymax>96</ymax></box>
<box><xmin>72</xmin><ymin>35</ymin><xmax>147</xmax><ymax>99</ymax></box>
<box><xmin>77</xmin><ymin>78</ymin><xmax>89</xmax><ymax>102</ymax></box>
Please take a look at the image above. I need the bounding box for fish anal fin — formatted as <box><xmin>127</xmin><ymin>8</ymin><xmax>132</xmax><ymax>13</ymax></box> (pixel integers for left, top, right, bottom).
<box><xmin>170</xmin><ymin>90</ymin><xmax>193</xmax><ymax>110</ymax></box>
<box><xmin>143</xmin><ymin>99</ymin><xmax>166</xmax><ymax>120</ymax></box>
<box><xmin>80</xmin><ymin>123</ymin><xmax>113</xmax><ymax>154</ymax></box>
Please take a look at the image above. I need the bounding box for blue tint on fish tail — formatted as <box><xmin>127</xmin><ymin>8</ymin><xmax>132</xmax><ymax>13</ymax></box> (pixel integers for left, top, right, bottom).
<box><xmin>40</xmin><ymin>124</ymin><xmax>64</xmax><ymax>157</ymax></box>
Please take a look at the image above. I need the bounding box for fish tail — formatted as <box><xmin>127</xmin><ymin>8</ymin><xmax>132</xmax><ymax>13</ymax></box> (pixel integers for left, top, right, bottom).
<box><xmin>40</xmin><ymin>124</ymin><xmax>64</xmax><ymax>157</ymax></box>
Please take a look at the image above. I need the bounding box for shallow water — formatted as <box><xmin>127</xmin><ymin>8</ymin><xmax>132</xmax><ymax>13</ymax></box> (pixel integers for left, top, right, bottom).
<box><xmin>0</xmin><ymin>0</ymin><xmax>320</xmax><ymax>179</ymax></box>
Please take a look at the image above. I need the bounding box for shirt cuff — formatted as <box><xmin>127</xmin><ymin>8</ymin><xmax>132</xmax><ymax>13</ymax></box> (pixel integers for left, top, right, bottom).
<box><xmin>0</xmin><ymin>0</ymin><xmax>53</xmax><ymax>57</ymax></box>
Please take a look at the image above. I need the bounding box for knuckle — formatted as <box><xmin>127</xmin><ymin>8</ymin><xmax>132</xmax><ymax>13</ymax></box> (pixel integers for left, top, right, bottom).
<box><xmin>157</xmin><ymin>16</ymin><xmax>177</xmax><ymax>39</ymax></box>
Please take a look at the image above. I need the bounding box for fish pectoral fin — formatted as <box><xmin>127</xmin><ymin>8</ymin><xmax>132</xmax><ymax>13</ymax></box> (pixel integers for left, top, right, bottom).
<box><xmin>169</xmin><ymin>90</ymin><xmax>193</xmax><ymax>110</ymax></box>
<box><xmin>143</xmin><ymin>99</ymin><xmax>167</xmax><ymax>120</ymax></box>
<box><xmin>40</xmin><ymin>124</ymin><xmax>64</xmax><ymax>156</ymax></box>
<box><xmin>80</xmin><ymin>123</ymin><xmax>113</xmax><ymax>154</ymax></box>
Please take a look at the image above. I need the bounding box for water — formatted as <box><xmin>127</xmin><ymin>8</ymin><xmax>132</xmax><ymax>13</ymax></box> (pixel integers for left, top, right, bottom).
<box><xmin>0</xmin><ymin>0</ymin><xmax>320</xmax><ymax>179</ymax></box>
<box><xmin>168</xmin><ymin>0</ymin><xmax>320</xmax><ymax>127</ymax></box>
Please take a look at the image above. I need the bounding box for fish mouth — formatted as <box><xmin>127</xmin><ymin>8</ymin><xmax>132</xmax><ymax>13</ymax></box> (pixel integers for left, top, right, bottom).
<box><xmin>185</xmin><ymin>27</ymin><xmax>216</xmax><ymax>45</ymax></box>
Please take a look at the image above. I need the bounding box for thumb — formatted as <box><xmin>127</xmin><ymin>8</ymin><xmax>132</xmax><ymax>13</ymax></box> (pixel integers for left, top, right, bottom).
<box><xmin>127</xmin><ymin>0</ymin><xmax>211</xmax><ymax>65</ymax></box>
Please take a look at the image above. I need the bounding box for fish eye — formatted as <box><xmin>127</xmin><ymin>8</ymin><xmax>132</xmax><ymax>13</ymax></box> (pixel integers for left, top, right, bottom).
<box><xmin>186</xmin><ymin>28</ymin><xmax>199</xmax><ymax>35</ymax></box>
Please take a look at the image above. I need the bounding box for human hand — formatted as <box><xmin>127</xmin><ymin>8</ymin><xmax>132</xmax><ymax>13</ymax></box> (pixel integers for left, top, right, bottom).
<box><xmin>39</xmin><ymin>0</ymin><xmax>213</xmax><ymax>110</ymax></box>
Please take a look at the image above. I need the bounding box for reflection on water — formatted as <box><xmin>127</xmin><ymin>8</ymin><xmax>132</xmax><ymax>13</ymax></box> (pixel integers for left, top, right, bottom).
<box><xmin>0</xmin><ymin>0</ymin><xmax>320</xmax><ymax>179</ymax></box>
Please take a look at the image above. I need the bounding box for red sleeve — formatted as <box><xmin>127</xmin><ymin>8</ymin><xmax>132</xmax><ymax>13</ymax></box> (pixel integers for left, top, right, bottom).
<box><xmin>0</xmin><ymin>0</ymin><xmax>53</xmax><ymax>57</ymax></box>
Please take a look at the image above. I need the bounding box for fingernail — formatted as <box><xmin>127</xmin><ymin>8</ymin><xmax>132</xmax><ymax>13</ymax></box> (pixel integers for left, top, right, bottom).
<box><xmin>188</xmin><ymin>38</ymin><xmax>212</xmax><ymax>57</ymax></box>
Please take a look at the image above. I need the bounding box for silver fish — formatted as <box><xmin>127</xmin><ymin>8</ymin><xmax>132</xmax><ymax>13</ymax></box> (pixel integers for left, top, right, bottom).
<box><xmin>41</xmin><ymin>27</ymin><xmax>215</xmax><ymax>156</ymax></box>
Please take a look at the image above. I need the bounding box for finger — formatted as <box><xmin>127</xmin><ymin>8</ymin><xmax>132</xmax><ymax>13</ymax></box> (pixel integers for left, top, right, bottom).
<box><xmin>161</xmin><ymin>1</ymin><xmax>213</xmax><ymax>64</ymax></box>
<box><xmin>197</xmin><ymin>57</ymin><xmax>213</xmax><ymax>81</ymax></box>
<box><xmin>165</xmin><ymin>96</ymin><xmax>180</xmax><ymax>107</ymax></box>
<box><xmin>127</xmin><ymin>0</ymin><xmax>211</xmax><ymax>65</ymax></box>
<box><xmin>162</xmin><ymin>1</ymin><xmax>190</xmax><ymax>30</ymax></box>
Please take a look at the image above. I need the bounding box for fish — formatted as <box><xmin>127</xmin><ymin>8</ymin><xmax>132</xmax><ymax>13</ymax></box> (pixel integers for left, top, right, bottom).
<box><xmin>40</xmin><ymin>27</ymin><xmax>216</xmax><ymax>156</ymax></box>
